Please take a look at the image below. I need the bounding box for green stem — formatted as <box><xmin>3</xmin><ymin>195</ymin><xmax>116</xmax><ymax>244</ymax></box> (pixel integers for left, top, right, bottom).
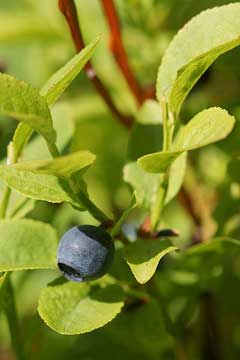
<box><xmin>0</xmin><ymin>139</ymin><xmax>26</xmax><ymax>219</ymax></box>
<box><xmin>162</xmin><ymin>97</ymin><xmax>169</xmax><ymax>152</ymax></box>
<box><xmin>5</xmin><ymin>276</ymin><xmax>26</xmax><ymax>360</ymax></box>
<box><xmin>47</xmin><ymin>142</ymin><xmax>60</xmax><ymax>158</ymax></box>
<box><xmin>48</xmin><ymin>142</ymin><xmax>110</xmax><ymax>224</ymax></box>
<box><xmin>150</xmin><ymin>98</ymin><xmax>175</xmax><ymax>230</ymax></box>
<box><xmin>8</xmin><ymin>198</ymin><xmax>33</xmax><ymax>219</ymax></box>
<box><xmin>0</xmin><ymin>187</ymin><xmax>11</xmax><ymax>219</ymax></box>
<box><xmin>121</xmin><ymin>283</ymin><xmax>150</xmax><ymax>302</ymax></box>
<box><xmin>70</xmin><ymin>179</ymin><xmax>109</xmax><ymax>223</ymax></box>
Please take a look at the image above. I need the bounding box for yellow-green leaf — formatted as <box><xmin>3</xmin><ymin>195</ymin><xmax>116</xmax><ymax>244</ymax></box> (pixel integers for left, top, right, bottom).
<box><xmin>157</xmin><ymin>3</ymin><xmax>240</xmax><ymax>114</ymax></box>
<box><xmin>125</xmin><ymin>239</ymin><xmax>177</xmax><ymax>284</ymax></box>
<box><xmin>13</xmin><ymin>150</ymin><xmax>96</xmax><ymax>178</ymax></box>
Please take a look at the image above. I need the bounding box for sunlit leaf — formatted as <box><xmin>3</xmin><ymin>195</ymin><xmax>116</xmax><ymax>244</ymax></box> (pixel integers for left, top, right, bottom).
<box><xmin>38</xmin><ymin>279</ymin><xmax>125</xmax><ymax>335</ymax></box>
<box><xmin>157</xmin><ymin>3</ymin><xmax>240</xmax><ymax>114</ymax></box>
<box><xmin>41</xmin><ymin>37</ymin><xmax>100</xmax><ymax>106</ymax></box>
<box><xmin>0</xmin><ymin>165</ymin><xmax>83</xmax><ymax>209</ymax></box>
<box><xmin>13</xmin><ymin>150</ymin><xmax>96</xmax><ymax>178</ymax></box>
<box><xmin>125</xmin><ymin>238</ymin><xmax>177</xmax><ymax>284</ymax></box>
<box><xmin>138</xmin><ymin>108</ymin><xmax>235</xmax><ymax>173</ymax></box>
<box><xmin>0</xmin><ymin>73</ymin><xmax>56</xmax><ymax>145</ymax></box>
<box><xmin>0</xmin><ymin>219</ymin><xmax>58</xmax><ymax>271</ymax></box>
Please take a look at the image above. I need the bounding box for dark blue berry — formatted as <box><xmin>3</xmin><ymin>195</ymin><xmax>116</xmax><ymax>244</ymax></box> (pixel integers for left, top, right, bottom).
<box><xmin>57</xmin><ymin>225</ymin><xmax>114</xmax><ymax>282</ymax></box>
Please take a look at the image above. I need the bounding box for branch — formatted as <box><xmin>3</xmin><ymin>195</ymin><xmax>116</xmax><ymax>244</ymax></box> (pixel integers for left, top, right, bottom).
<box><xmin>58</xmin><ymin>0</ymin><xmax>133</xmax><ymax>129</ymax></box>
<box><xmin>100</xmin><ymin>0</ymin><xmax>145</xmax><ymax>105</ymax></box>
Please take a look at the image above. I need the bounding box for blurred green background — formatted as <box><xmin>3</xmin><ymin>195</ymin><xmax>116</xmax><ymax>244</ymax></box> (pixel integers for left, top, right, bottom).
<box><xmin>1</xmin><ymin>1</ymin><xmax>240</xmax><ymax>359</ymax></box>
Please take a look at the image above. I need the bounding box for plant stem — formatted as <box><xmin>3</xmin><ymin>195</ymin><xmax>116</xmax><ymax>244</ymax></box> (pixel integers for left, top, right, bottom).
<box><xmin>70</xmin><ymin>180</ymin><xmax>109</xmax><ymax>223</ymax></box>
<box><xmin>121</xmin><ymin>283</ymin><xmax>150</xmax><ymax>302</ymax></box>
<box><xmin>47</xmin><ymin>142</ymin><xmax>60</xmax><ymax>158</ymax></box>
<box><xmin>100</xmin><ymin>0</ymin><xmax>144</xmax><ymax>105</ymax></box>
<box><xmin>162</xmin><ymin>97</ymin><xmax>174</xmax><ymax>151</ymax></box>
<box><xmin>150</xmin><ymin>98</ymin><xmax>174</xmax><ymax>230</ymax></box>
<box><xmin>47</xmin><ymin>141</ymin><xmax>109</xmax><ymax>223</ymax></box>
<box><xmin>5</xmin><ymin>276</ymin><xmax>26</xmax><ymax>360</ymax></box>
<box><xmin>0</xmin><ymin>187</ymin><xmax>11</xmax><ymax>219</ymax></box>
<box><xmin>58</xmin><ymin>0</ymin><xmax>133</xmax><ymax>128</ymax></box>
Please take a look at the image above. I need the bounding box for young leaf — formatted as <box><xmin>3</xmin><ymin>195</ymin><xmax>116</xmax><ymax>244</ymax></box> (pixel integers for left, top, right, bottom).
<box><xmin>125</xmin><ymin>239</ymin><xmax>177</xmax><ymax>284</ymax></box>
<box><xmin>138</xmin><ymin>151</ymin><xmax>182</xmax><ymax>174</ymax></box>
<box><xmin>124</xmin><ymin>155</ymin><xmax>186</xmax><ymax>209</ymax></box>
<box><xmin>0</xmin><ymin>73</ymin><xmax>56</xmax><ymax>145</ymax></box>
<box><xmin>41</xmin><ymin>37</ymin><xmax>100</xmax><ymax>106</ymax></box>
<box><xmin>38</xmin><ymin>279</ymin><xmax>125</xmax><ymax>335</ymax></box>
<box><xmin>10</xmin><ymin>37</ymin><xmax>99</xmax><ymax>162</ymax></box>
<box><xmin>173</xmin><ymin>108</ymin><xmax>235</xmax><ymax>151</ymax></box>
<box><xmin>138</xmin><ymin>108</ymin><xmax>235</xmax><ymax>173</ymax></box>
<box><xmin>23</xmin><ymin>102</ymin><xmax>75</xmax><ymax>161</ymax></box>
<box><xmin>157</xmin><ymin>3</ymin><xmax>240</xmax><ymax>114</ymax></box>
<box><xmin>0</xmin><ymin>219</ymin><xmax>58</xmax><ymax>271</ymax></box>
<box><xmin>11</xmin><ymin>123</ymin><xmax>33</xmax><ymax>162</ymax></box>
<box><xmin>0</xmin><ymin>165</ymin><xmax>83</xmax><ymax>209</ymax></box>
<box><xmin>12</xmin><ymin>150</ymin><xmax>96</xmax><ymax>178</ymax></box>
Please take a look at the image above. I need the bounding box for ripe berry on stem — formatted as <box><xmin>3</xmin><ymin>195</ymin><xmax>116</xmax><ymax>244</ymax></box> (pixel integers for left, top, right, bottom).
<box><xmin>57</xmin><ymin>225</ymin><xmax>114</xmax><ymax>282</ymax></box>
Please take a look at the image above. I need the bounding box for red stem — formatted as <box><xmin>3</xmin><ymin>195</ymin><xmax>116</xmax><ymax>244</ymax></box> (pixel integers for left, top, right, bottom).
<box><xmin>100</xmin><ymin>0</ymin><xmax>144</xmax><ymax>105</ymax></box>
<box><xmin>58</xmin><ymin>0</ymin><xmax>203</xmax><ymax>243</ymax></box>
<box><xmin>58</xmin><ymin>0</ymin><xmax>133</xmax><ymax>129</ymax></box>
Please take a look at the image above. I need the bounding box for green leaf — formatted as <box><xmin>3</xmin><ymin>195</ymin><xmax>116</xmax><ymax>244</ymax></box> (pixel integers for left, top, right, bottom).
<box><xmin>12</xmin><ymin>150</ymin><xmax>96</xmax><ymax>178</ymax></box>
<box><xmin>38</xmin><ymin>279</ymin><xmax>125</xmax><ymax>335</ymax></box>
<box><xmin>41</xmin><ymin>37</ymin><xmax>100</xmax><ymax>106</ymax></box>
<box><xmin>0</xmin><ymin>165</ymin><xmax>83</xmax><ymax>209</ymax></box>
<box><xmin>157</xmin><ymin>3</ymin><xmax>240</xmax><ymax>114</ymax></box>
<box><xmin>165</xmin><ymin>152</ymin><xmax>187</xmax><ymax>204</ymax></box>
<box><xmin>174</xmin><ymin>237</ymin><xmax>240</xmax><ymax>292</ymax></box>
<box><xmin>186</xmin><ymin>237</ymin><xmax>240</xmax><ymax>257</ymax></box>
<box><xmin>23</xmin><ymin>102</ymin><xmax>75</xmax><ymax>161</ymax></box>
<box><xmin>123</xmin><ymin>162</ymin><xmax>161</xmax><ymax>208</ymax></box>
<box><xmin>125</xmin><ymin>239</ymin><xmax>177</xmax><ymax>284</ymax></box>
<box><xmin>173</xmin><ymin>108</ymin><xmax>235</xmax><ymax>151</ymax></box>
<box><xmin>111</xmin><ymin>193</ymin><xmax>137</xmax><ymax>238</ymax></box>
<box><xmin>67</xmin><ymin>298</ymin><xmax>171</xmax><ymax>359</ymax></box>
<box><xmin>138</xmin><ymin>151</ymin><xmax>182</xmax><ymax>174</ymax></box>
<box><xmin>138</xmin><ymin>108</ymin><xmax>235</xmax><ymax>173</ymax></box>
<box><xmin>9</xmin><ymin>37</ymin><xmax>99</xmax><ymax>163</ymax></box>
<box><xmin>0</xmin><ymin>219</ymin><xmax>58</xmax><ymax>271</ymax></box>
<box><xmin>11</xmin><ymin>123</ymin><xmax>33</xmax><ymax>162</ymax></box>
<box><xmin>0</xmin><ymin>73</ymin><xmax>56</xmax><ymax>145</ymax></box>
